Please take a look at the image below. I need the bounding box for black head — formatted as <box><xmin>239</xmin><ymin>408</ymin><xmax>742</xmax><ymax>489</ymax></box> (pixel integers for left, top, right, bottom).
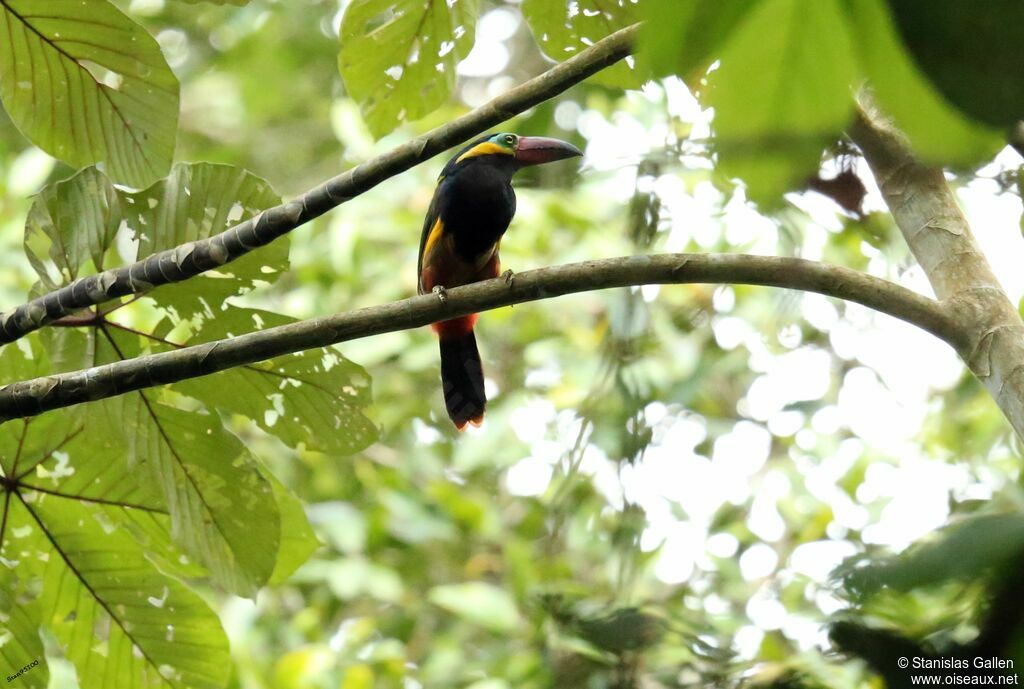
<box><xmin>440</xmin><ymin>133</ymin><xmax>583</xmax><ymax>179</ymax></box>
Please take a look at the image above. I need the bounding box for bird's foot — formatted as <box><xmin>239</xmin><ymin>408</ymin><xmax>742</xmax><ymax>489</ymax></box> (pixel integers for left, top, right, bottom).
<box><xmin>501</xmin><ymin>269</ymin><xmax>515</xmax><ymax>288</ymax></box>
<box><xmin>432</xmin><ymin>285</ymin><xmax>448</xmax><ymax>304</ymax></box>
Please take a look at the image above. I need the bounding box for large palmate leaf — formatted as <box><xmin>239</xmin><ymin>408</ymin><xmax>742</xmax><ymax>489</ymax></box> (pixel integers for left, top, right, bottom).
<box><xmin>0</xmin><ymin>407</ymin><xmax>230</xmax><ymax>689</ymax></box>
<box><xmin>706</xmin><ymin>0</ymin><xmax>857</xmax><ymax>204</ymax></box>
<box><xmin>522</xmin><ymin>0</ymin><xmax>642</xmax><ymax>88</ymax></box>
<box><xmin>10</xmin><ymin>330</ymin><xmax>279</xmax><ymax>597</ymax></box>
<box><xmin>339</xmin><ymin>0</ymin><xmax>479</xmax><ymax>138</ymax></box>
<box><xmin>130</xmin><ymin>163</ymin><xmax>289</xmax><ymax>321</ymax></box>
<box><xmin>0</xmin><ymin>0</ymin><xmax>178</xmax><ymax>187</ymax></box>
<box><xmin>174</xmin><ymin>307</ymin><xmax>378</xmax><ymax>455</ymax></box>
<box><xmin>102</xmin><ymin>389</ymin><xmax>280</xmax><ymax>597</ymax></box>
<box><xmin>6</xmin><ymin>496</ymin><xmax>230</xmax><ymax>689</ymax></box>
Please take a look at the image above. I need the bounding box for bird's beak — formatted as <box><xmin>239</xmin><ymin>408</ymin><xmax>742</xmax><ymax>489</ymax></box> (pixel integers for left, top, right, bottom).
<box><xmin>514</xmin><ymin>136</ymin><xmax>583</xmax><ymax>166</ymax></box>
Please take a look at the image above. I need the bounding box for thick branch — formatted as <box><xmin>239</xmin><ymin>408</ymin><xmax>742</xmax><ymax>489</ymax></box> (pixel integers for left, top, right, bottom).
<box><xmin>0</xmin><ymin>24</ymin><xmax>640</xmax><ymax>346</ymax></box>
<box><xmin>0</xmin><ymin>253</ymin><xmax>956</xmax><ymax>422</ymax></box>
<box><xmin>850</xmin><ymin>103</ymin><xmax>1024</xmax><ymax>439</ymax></box>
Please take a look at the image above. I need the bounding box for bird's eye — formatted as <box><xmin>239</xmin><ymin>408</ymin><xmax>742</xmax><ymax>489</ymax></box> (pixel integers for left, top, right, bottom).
<box><xmin>505</xmin><ymin>135</ymin><xmax>516</xmax><ymax>145</ymax></box>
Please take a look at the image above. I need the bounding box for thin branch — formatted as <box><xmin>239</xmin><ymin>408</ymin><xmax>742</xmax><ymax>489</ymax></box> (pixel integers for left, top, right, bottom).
<box><xmin>0</xmin><ymin>253</ymin><xmax>958</xmax><ymax>422</ymax></box>
<box><xmin>0</xmin><ymin>24</ymin><xmax>640</xmax><ymax>346</ymax></box>
<box><xmin>103</xmin><ymin>319</ymin><xmax>180</xmax><ymax>346</ymax></box>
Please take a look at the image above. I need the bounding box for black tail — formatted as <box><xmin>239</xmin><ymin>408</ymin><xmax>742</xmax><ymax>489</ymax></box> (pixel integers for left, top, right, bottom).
<box><xmin>439</xmin><ymin>331</ymin><xmax>486</xmax><ymax>429</ymax></box>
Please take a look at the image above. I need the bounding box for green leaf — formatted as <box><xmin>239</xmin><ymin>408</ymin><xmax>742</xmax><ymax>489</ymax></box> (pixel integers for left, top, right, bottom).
<box><xmin>18</xmin><ymin>409</ymin><xmax>209</xmax><ymax>586</ymax></box>
<box><xmin>338</xmin><ymin>0</ymin><xmax>479</xmax><ymax>138</ymax></box>
<box><xmin>24</xmin><ymin>167</ymin><xmax>122</xmax><ymax>291</ymax></box>
<box><xmin>0</xmin><ymin>411</ymin><xmax>229</xmax><ymax>689</ymax></box>
<box><xmin>706</xmin><ymin>0</ymin><xmax>858</xmax><ymax>204</ymax></box>
<box><xmin>0</xmin><ymin>571</ymin><xmax>48</xmax><ymax>689</ymax></box>
<box><xmin>0</xmin><ymin>0</ymin><xmax>179</xmax><ymax>187</ymax></box>
<box><xmin>844</xmin><ymin>0</ymin><xmax>1003</xmax><ymax>165</ymax></box>
<box><xmin>428</xmin><ymin>582</ymin><xmax>522</xmax><ymax>633</ymax></box>
<box><xmin>174</xmin><ymin>307</ymin><xmax>378</xmax><ymax>455</ymax></box>
<box><xmin>836</xmin><ymin>512</ymin><xmax>1024</xmax><ymax>597</ymax></box>
<box><xmin>23</xmin><ymin>163</ymin><xmax>287</xmax><ymax>321</ymax></box>
<box><xmin>129</xmin><ymin>163</ymin><xmax>288</xmax><ymax>321</ymax></box>
<box><xmin>22</xmin><ymin>496</ymin><xmax>230</xmax><ymax>689</ymax></box>
<box><xmin>887</xmin><ymin>0</ymin><xmax>1024</xmax><ymax>130</ymax></box>
<box><xmin>0</xmin><ymin>415</ymin><xmax>82</xmax><ymax>492</ymax></box>
<box><xmin>267</xmin><ymin>473</ymin><xmax>321</xmax><ymax>585</ymax></box>
<box><xmin>522</xmin><ymin>0</ymin><xmax>642</xmax><ymax>88</ymax></box>
<box><xmin>638</xmin><ymin>0</ymin><xmax>759</xmax><ymax>85</ymax></box>
<box><xmin>105</xmin><ymin>392</ymin><xmax>280</xmax><ymax>596</ymax></box>
<box><xmin>0</xmin><ymin>337</ymin><xmax>47</xmax><ymax>388</ymax></box>
<box><xmin>574</xmin><ymin>608</ymin><xmax>665</xmax><ymax>654</ymax></box>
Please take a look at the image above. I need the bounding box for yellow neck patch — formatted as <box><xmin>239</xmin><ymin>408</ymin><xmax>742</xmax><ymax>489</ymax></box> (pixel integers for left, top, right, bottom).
<box><xmin>456</xmin><ymin>141</ymin><xmax>513</xmax><ymax>164</ymax></box>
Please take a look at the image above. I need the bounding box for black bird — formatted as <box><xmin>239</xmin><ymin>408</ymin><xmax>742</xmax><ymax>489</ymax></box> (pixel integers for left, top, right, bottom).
<box><xmin>417</xmin><ymin>132</ymin><xmax>582</xmax><ymax>429</ymax></box>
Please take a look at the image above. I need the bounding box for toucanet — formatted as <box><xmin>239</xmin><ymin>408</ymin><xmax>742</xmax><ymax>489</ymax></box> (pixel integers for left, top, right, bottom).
<box><xmin>417</xmin><ymin>132</ymin><xmax>583</xmax><ymax>429</ymax></box>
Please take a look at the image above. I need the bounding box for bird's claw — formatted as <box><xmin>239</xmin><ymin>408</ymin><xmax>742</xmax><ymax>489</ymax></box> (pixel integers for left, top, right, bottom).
<box><xmin>432</xmin><ymin>285</ymin><xmax>448</xmax><ymax>304</ymax></box>
<box><xmin>502</xmin><ymin>269</ymin><xmax>515</xmax><ymax>288</ymax></box>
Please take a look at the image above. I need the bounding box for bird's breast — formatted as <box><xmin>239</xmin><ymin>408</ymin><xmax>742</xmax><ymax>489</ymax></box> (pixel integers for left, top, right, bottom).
<box><xmin>444</xmin><ymin>175</ymin><xmax>516</xmax><ymax>260</ymax></box>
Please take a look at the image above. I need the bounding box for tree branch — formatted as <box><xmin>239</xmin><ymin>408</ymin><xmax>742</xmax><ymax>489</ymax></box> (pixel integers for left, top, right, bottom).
<box><xmin>849</xmin><ymin>101</ymin><xmax>1024</xmax><ymax>440</ymax></box>
<box><xmin>0</xmin><ymin>24</ymin><xmax>641</xmax><ymax>346</ymax></box>
<box><xmin>0</xmin><ymin>253</ymin><xmax>957</xmax><ymax>422</ymax></box>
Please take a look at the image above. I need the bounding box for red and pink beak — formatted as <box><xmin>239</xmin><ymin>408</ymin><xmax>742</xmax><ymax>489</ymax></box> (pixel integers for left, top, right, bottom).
<box><xmin>514</xmin><ymin>136</ymin><xmax>583</xmax><ymax>166</ymax></box>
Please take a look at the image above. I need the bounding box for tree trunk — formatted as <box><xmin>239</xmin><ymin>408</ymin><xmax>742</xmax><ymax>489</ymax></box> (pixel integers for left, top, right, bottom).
<box><xmin>851</xmin><ymin>103</ymin><xmax>1024</xmax><ymax>440</ymax></box>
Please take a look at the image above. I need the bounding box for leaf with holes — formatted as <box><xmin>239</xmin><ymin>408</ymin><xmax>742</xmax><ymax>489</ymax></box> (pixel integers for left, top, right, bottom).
<box><xmin>0</xmin><ymin>409</ymin><xmax>229</xmax><ymax>689</ymax></box>
<box><xmin>129</xmin><ymin>163</ymin><xmax>289</xmax><ymax>321</ymax></box>
<box><xmin>173</xmin><ymin>307</ymin><xmax>378</xmax><ymax>455</ymax></box>
<box><xmin>23</xmin><ymin>163</ymin><xmax>288</xmax><ymax>323</ymax></box>
<box><xmin>87</xmin><ymin>325</ymin><xmax>279</xmax><ymax>596</ymax></box>
<box><xmin>24</xmin><ymin>167</ymin><xmax>122</xmax><ymax>291</ymax></box>
<box><xmin>3</xmin><ymin>497</ymin><xmax>230</xmax><ymax>689</ymax></box>
<box><xmin>339</xmin><ymin>0</ymin><xmax>479</xmax><ymax>138</ymax></box>
<box><xmin>102</xmin><ymin>389</ymin><xmax>280</xmax><ymax>597</ymax></box>
<box><xmin>0</xmin><ymin>0</ymin><xmax>178</xmax><ymax>187</ymax></box>
<box><xmin>522</xmin><ymin>0</ymin><xmax>642</xmax><ymax>88</ymax></box>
